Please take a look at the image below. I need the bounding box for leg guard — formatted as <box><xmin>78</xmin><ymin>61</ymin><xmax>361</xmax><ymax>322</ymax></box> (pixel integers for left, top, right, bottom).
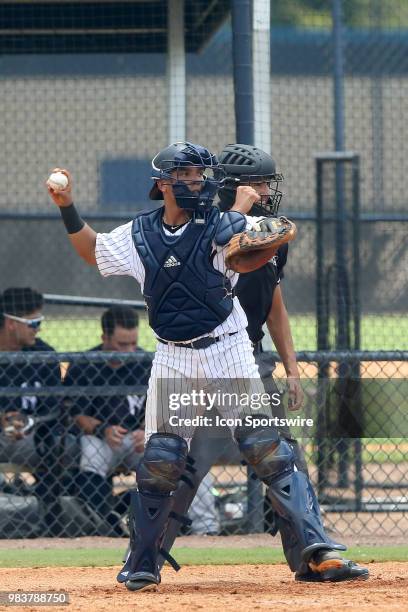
<box><xmin>254</xmin><ymin>346</ymin><xmax>309</xmax><ymax>477</ymax></box>
<box><xmin>118</xmin><ymin>489</ymin><xmax>174</xmax><ymax>589</ymax></box>
<box><xmin>234</xmin><ymin>422</ymin><xmax>345</xmax><ymax>574</ymax></box>
<box><xmin>264</xmin><ymin>437</ymin><xmax>310</xmax><ymax>535</ymax></box>
<box><xmin>137</xmin><ymin>433</ymin><xmax>188</xmax><ymax>495</ymax></box>
<box><xmin>268</xmin><ymin>470</ymin><xmax>340</xmax><ymax>573</ymax></box>
<box><xmin>121</xmin><ymin>465</ymin><xmax>197</xmax><ymax>570</ymax></box>
<box><xmin>156</xmin><ymin>461</ymin><xmax>202</xmax><ymax>571</ymax></box>
<box><xmin>157</xmin><ymin>428</ymin><xmax>223</xmax><ymax>571</ymax></box>
<box><xmin>117</xmin><ymin>433</ymin><xmax>188</xmax><ymax>590</ymax></box>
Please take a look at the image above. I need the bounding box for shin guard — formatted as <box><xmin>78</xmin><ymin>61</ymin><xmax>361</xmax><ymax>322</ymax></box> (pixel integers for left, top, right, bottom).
<box><xmin>267</xmin><ymin>470</ymin><xmax>342</xmax><ymax>573</ymax></box>
<box><xmin>117</xmin><ymin>490</ymin><xmax>173</xmax><ymax>586</ymax></box>
<box><xmin>235</xmin><ymin>423</ymin><xmax>345</xmax><ymax>573</ymax></box>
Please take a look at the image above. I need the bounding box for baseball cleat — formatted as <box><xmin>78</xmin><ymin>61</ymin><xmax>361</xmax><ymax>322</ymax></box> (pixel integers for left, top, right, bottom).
<box><xmin>296</xmin><ymin>550</ymin><xmax>369</xmax><ymax>582</ymax></box>
<box><xmin>125</xmin><ymin>572</ymin><xmax>161</xmax><ymax>592</ymax></box>
<box><xmin>125</xmin><ymin>580</ymin><xmax>158</xmax><ymax>592</ymax></box>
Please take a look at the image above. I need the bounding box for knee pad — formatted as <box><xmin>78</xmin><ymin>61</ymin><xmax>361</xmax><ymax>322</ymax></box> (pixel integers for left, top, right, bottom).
<box><xmin>234</xmin><ymin>419</ymin><xmax>294</xmax><ymax>484</ymax></box>
<box><xmin>137</xmin><ymin>433</ymin><xmax>188</xmax><ymax>495</ymax></box>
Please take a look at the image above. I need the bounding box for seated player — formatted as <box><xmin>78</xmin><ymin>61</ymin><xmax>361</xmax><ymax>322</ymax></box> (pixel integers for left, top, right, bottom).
<box><xmin>0</xmin><ymin>287</ymin><xmax>77</xmax><ymax>535</ymax></box>
<box><xmin>64</xmin><ymin>305</ymin><xmax>150</xmax><ymax>536</ymax></box>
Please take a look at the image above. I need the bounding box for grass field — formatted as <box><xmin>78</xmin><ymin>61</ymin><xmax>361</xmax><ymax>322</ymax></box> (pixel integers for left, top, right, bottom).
<box><xmin>40</xmin><ymin>314</ymin><xmax>408</xmax><ymax>352</ymax></box>
<box><xmin>1</xmin><ymin>546</ymin><xmax>407</xmax><ymax>568</ymax></box>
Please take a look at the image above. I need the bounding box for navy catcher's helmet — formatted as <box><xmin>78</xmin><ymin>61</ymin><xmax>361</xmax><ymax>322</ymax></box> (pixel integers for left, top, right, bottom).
<box><xmin>149</xmin><ymin>142</ymin><xmax>224</xmax><ymax>211</ymax></box>
<box><xmin>218</xmin><ymin>144</ymin><xmax>283</xmax><ymax>216</ymax></box>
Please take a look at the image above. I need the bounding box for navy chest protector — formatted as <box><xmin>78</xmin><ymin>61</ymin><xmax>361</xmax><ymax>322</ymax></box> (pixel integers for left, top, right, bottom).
<box><xmin>132</xmin><ymin>207</ymin><xmax>245</xmax><ymax>341</ymax></box>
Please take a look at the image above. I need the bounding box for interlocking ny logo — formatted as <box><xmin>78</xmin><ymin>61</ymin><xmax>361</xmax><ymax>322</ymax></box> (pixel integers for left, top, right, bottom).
<box><xmin>21</xmin><ymin>380</ymin><xmax>41</xmax><ymax>411</ymax></box>
<box><xmin>164</xmin><ymin>255</ymin><xmax>181</xmax><ymax>268</ymax></box>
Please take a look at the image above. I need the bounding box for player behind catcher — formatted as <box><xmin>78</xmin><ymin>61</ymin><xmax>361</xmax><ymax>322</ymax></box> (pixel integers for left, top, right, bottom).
<box><xmin>46</xmin><ymin>142</ymin><xmax>368</xmax><ymax>592</ymax></box>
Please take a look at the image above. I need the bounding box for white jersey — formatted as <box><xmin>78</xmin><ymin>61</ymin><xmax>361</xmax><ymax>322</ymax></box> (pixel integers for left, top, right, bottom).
<box><xmin>95</xmin><ymin>214</ymin><xmax>264</xmax><ymax>341</ymax></box>
<box><xmin>95</xmin><ymin>212</ymin><xmax>266</xmax><ymax>442</ymax></box>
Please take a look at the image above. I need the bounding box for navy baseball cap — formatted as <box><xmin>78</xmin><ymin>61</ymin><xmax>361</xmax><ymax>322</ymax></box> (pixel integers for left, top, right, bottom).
<box><xmin>149</xmin><ymin>143</ymin><xmax>182</xmax><ymax>200</ymax></box>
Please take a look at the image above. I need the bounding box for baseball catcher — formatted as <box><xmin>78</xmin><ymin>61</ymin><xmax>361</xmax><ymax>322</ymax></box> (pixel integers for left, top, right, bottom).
<box><xmin>46</xmin><ymin>141</ymin><xmax>368</xmax><ymax>593</ymax></box>
<box><xmin>153</xmin><ymin>144</ymin><xmax>368</xmax><ymax>588</ymax></box>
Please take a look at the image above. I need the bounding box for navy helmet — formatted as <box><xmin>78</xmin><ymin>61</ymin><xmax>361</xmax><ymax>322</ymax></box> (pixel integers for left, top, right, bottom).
<box><xmin>218</xmin><ymin>144</ymin><xmax>283</xmax><ymax>216</ymax></box>
<box><xmin>149</xmin><ymin>142</ymin><xmax>224</xmax><ymax>211</ymax></box>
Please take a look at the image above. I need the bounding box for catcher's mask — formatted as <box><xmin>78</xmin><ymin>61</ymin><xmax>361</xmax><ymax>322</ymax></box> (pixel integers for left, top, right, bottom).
<box><xmin>218</xmin><ymin>143</ymin><xmax>283</xmax><ymax>217</ymax></box>
<box><xmin>149</xmin><ymin>142</ymin><xmax>225</xmax><ymax>212</ymax></box>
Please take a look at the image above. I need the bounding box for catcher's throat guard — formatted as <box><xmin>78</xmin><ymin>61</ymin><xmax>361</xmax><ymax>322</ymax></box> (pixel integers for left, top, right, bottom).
<box><xmin>171</xmin><ymin>177</ymin><xmax>219</xmax><ymax>212</ymax></box>
<box><xmin>225</xmin><ymin>216</ymin><xmax>297</xmax><ymax>273</ymax></box>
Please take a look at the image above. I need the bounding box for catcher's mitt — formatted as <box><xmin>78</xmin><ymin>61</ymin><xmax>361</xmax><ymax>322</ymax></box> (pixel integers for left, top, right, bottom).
<box><xmin>225</xmin><ymin>216</ymin><xmax>297</xmax><ymax>273</ymax></box>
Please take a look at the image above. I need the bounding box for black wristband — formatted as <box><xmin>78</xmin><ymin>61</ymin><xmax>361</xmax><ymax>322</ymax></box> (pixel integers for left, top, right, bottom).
<box><xmin>60</xmin><ymin>203</ymin><xmax>85</xmax><ymax>234</ymax></box>
<box><xmin>93</xmin><ymin>423</ymin><xmax>108</xmax><ymax>439</ymax></box>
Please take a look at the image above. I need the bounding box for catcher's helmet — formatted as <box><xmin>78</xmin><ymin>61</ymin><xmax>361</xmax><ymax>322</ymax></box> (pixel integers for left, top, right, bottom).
<box><xmin>218</xmin><ymin>144</ymin><xmax>283</xmax><ymax>216</ymax></box>
<box><xmin>149</xmin><ymin>142</ymin><xmax>224</xmax><ymax>211</ymax></box>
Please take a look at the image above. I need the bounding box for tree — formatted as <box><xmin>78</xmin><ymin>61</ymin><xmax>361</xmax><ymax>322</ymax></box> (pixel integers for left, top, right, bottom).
<box><xmin>270</xmin><ymin>0</ymin><xmax>408</xmax><ymax>29</ymax></box>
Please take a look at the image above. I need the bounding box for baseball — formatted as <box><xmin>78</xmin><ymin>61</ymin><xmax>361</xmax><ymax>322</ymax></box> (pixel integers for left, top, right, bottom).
<box><xmin>47</xmin><ymin>171</ymin><xmax>69</xmax><ymax>191</ymax></box>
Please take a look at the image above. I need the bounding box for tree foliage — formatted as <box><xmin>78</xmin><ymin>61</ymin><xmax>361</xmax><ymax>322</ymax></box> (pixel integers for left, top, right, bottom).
<box><xmin>270</xmin><ymin>0</ymin><xmax>408</xmax><ymax>28</ymax></box>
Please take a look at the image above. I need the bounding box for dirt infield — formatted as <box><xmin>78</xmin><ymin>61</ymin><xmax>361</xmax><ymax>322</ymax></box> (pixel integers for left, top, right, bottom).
<box><xmin>274</xmin><ymin>361</ymin><xmax>408</xmax><ymax>378</ymax></box>
<box><xmin>0</xmin><ymin>563</ymin><xmax>407</xmax><ymax>611</ymax></box>
<box><xmin>0</xmin><ymin>532</ymin><xmax>406</xmax><ymax>549</ymax></box>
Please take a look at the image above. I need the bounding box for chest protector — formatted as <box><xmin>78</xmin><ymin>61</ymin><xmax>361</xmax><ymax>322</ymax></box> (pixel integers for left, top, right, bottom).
<box><xmin>132</xmin><ymin>207</ymin><xmax>233</xmax><ymax>341</ymax></box>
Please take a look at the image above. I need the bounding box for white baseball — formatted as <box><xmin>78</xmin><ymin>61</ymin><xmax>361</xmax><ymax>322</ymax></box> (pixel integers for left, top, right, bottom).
<box><xmin>47</xmin><ymin>171</ymin><xmax>68</xmax><ymax>191</ymax></box>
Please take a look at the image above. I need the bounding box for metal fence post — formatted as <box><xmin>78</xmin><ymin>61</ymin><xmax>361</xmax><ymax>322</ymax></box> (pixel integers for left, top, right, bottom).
<box><xmin>232</xmin><ymin>0</ymin><xmax>264</xmax><ymax>532</ymax></box>
<box><xmin>232</xmin><ymin>0</ymin><xmax>254</xmax><ymax>144</ymax></box>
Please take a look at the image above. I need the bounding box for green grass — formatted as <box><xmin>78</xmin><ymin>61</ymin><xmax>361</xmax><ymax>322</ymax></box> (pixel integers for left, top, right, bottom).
<box><xmin>288</xmin><ymin>314</ymin><xmax>408</xmax><ymax>352</ymax></box>
<box><xmin>301</xmin><ymin>438</ymin><xmax>408</xmax><ymax>466</ymax></box>
<box><xmin>39</xmin><ymin>314</ymin><xmax>408</xmax><ymax>352</ymax></box>
<box><xmin>0</xmin><ymin>546</ymin><xmax>407</xmax><ymax>568</ymax></box>
<box><xmin>40</xmin><ymin>318</ymin><xmax>155</xmax><ymax>352</ymax></box>
<box><xmin>294</xmin><ymin>378</ymin><xmax>408</xmax><ymax>441</ymax></box>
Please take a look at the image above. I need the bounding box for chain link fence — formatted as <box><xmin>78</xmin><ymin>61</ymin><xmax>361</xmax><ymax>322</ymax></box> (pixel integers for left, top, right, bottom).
<box><xmin>0</xmin><ymin>342</ymin><xmax>407</xmax><ymax>539</ymax></box>
<box><xmin>0</xmin><ymin>0</ymin><xmax>407</xmax><ymax>540</ymax></box>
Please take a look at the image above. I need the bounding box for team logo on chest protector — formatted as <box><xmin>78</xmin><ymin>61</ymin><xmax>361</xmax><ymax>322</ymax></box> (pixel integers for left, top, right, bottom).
<box><xmin>163</xmin><ymin>255</ymin><xmax>181</xmax><ymax>268</ymax></box>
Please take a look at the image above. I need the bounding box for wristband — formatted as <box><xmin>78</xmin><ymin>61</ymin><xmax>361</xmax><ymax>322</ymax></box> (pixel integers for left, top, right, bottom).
<box><xmin>60</xmin><ymin>203</ymin><xmax>85</xmax><ymax>234</ymax></box>
<box><xmin>93</xmin><ymin>423</ymin><xmax>108</xmax><ymax>439</ymax></box>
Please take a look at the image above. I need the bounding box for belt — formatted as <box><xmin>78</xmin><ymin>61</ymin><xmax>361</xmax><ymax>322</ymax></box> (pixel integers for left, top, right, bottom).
<box><xmin>158</xmin><ymin>332</ymin><xmax>238</xmax><ymax>350</ymax></box>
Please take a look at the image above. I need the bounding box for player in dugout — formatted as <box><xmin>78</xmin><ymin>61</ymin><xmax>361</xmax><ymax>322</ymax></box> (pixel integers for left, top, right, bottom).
<box><xmin>0</xmin><ymin>287</ymin><xmax>77</xmax><ymax>535</ymax></box>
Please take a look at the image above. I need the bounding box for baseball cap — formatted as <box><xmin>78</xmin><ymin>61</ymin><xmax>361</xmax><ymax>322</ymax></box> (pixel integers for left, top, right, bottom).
<box><xmin>149</xmin><ymin>143</ymin><xmax>183</xmax><ymax>201</ymax></box>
